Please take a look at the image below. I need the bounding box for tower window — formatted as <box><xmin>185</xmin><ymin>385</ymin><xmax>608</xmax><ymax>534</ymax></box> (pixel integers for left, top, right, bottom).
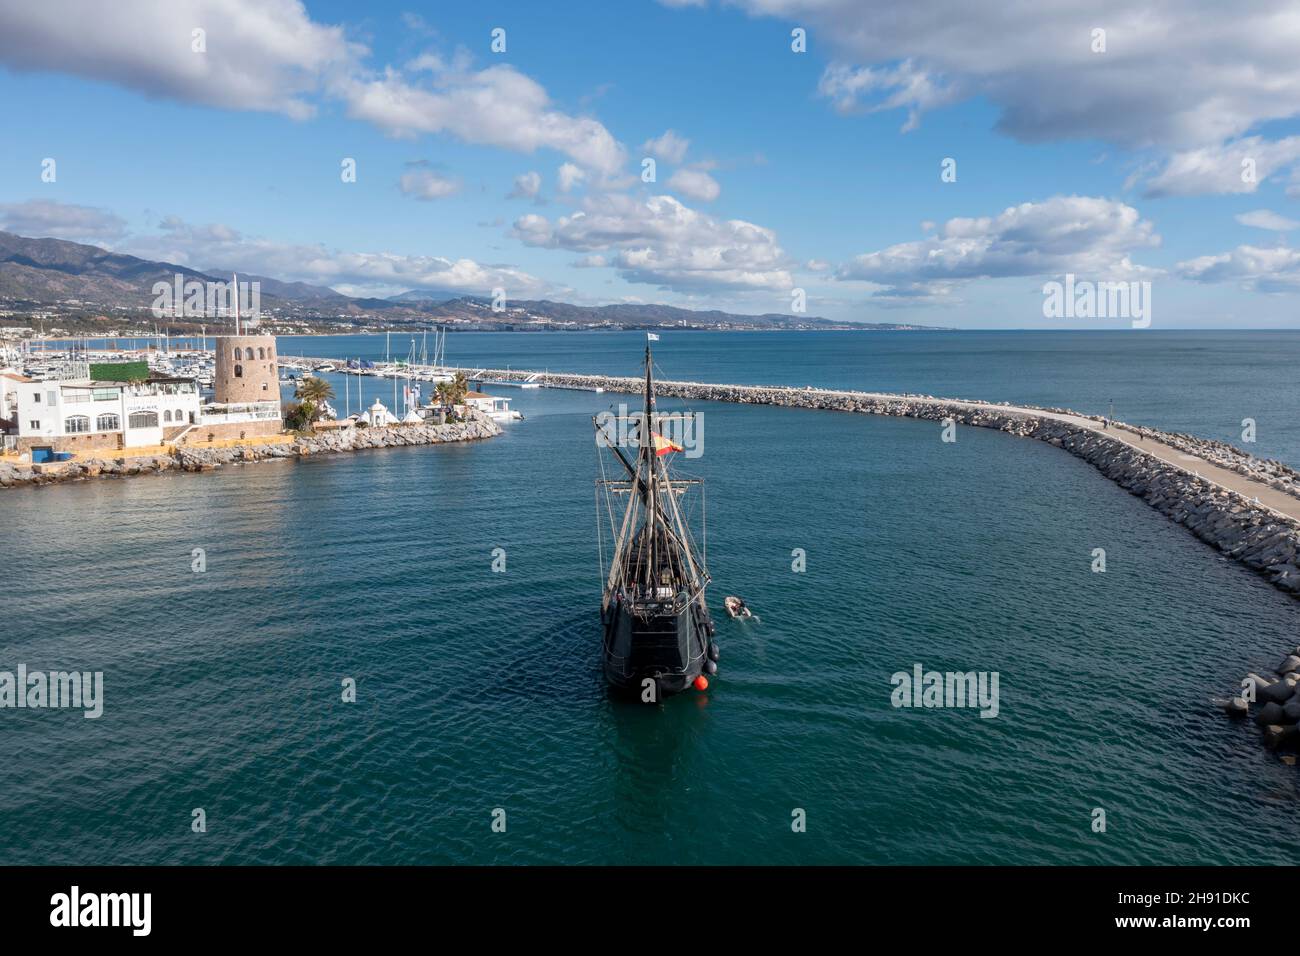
<box><xmin>235</xmin><ymin>364</ymin><xmax>243</xmax><ymax>378</ymax></box>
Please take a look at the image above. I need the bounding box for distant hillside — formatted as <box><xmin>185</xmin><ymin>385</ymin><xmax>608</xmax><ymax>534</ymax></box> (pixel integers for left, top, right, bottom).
<box><xmin>0</xmin><ymin>231</ymin><xmax>950</xmax><ymax>333</ymax></box>
<box><xmin>0</xmin><ymin>231</ymin><xmax>214</xmax><ymax>306</ymax></box>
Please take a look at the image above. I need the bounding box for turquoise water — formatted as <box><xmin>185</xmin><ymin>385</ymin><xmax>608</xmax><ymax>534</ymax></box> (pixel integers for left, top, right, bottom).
<box><xmin>2</xmin><ymin>331</ymin><xmax>1299</xmax><ymax>864</ymax></box>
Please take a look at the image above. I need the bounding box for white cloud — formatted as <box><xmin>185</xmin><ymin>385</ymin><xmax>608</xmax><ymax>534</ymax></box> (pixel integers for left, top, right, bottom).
<box><xmin>725</xmin><ymin>1</ymin><xmax>1300</xmax><ymax>148</ymax></box>
<box><xmin>508</xmin><ymin>171</ymin><xmax>542</xmax><ymax>199</ymax></box>
<box><xmin>127</xmin><ymin>215</ymin><xmax>552</xmax><ymax>298</ymax></box>
<box><xmin>837</xmin><ymin>196</ymin><xmax>1161</xmax><ymax>296</ymax></box>
<box><xmin>557</xmin><ymin>163</ymin><xmax>587</xmax><ymax>193</ymax></box>
<box><xmin>817</xmin><ymin>60</ymin><xmax>960</xmax><ymax>132</ymax></box>
<box><xmin>0</xmin><ymin>0</ymin><xmax>359</xmax><ymax>120</ymax></box>
<box><xmin>1143</xmin><ymin>137</ymin><xmax>1300</xmax><ymax>197</ymax></box>
<box><xmin>710</xmin><ymin>1</ymin><xmax>1300</xmax><ymax>194</ymax></box>
<box><xmin>1177</xmin><ymin>245</ymin><xmax>1300</xmax><ymax>292</ymax></box>
<box><xmin>338</xmin><ymin>64</ymin><xmax>626</xmax><ymax>175</ymax></box>
<box><xmin>667</xmin><ymin>168</ymin><xmax>720</xmax><ymax>202</ymax></box>
<box><xmin>1236</xmin><ymin>209</ymin><xmax>1300</xmax><ymax>231</ymax></box>
<box><xmin>0</xmin><ymin>3</ymin><xmax>627</xmax><ymax>176</ymax></box>
<box><xmin>0</xmin><ymin>199</ymin><xmax>127</xmax><ymax>242</ymax></box>
<box><xmin>513</xmin><ymin>193</ymin><xmax>792</xmax><ymax>292</ymax></box>
<box><xmin>398</xmin><ymin>164</ymin><xmax>461</xmax><ymax>200</ymax></box>
<box><xmin>641</xmin><ymin>130</ymin><xmax>690</xmax><ymax>164</ymax></box>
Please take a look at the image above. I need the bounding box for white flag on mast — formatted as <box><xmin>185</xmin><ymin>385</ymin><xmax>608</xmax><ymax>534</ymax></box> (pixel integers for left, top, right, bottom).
<box><xmin>646</xmin><ymin>332</ymin><xmax>660</xmax><ymax>341</ymax></box>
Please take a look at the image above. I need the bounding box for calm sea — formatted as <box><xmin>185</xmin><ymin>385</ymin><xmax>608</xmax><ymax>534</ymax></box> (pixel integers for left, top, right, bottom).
<box><xmin>2</xmin><ymin>330</ymin><xmax>1298</xmax><ymax>865</ymax></box>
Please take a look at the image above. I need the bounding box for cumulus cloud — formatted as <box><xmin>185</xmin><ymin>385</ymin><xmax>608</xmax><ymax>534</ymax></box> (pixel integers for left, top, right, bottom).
<box><xmin>398</xmin><ymin>163</ymin><xmax>461</xmax><ymax>200</ymax></box>
<box><xmin>1177</xmin><ymin>245</ymin><xmax>1300</xmax><ymax>292</ymax></box>
<box><xmin>724</xmin><ymin>1</ymin><xmax>1300</xmax><ymax>146</ymax></box>
<box><xmin>667</xmin><ymin>168</ymin><xmax>720</xmax><ymax>202</ymax></box>
<box><xmin>557</xmin><ymin>163</ymin><xmax>587</xmax><ymax>193</ymax></box>
<box><xmin>0</xmin><ymin>2</ymin><xmax>627</xmax><ymax>176</ymax></box>
<box><xmin>508</xmin><ymin>171</ymin><xmax>542</xmax><ymax>199</ymax></box>
<box><xmin>338</xmin><ymin>64</ymin><xmax>626</xmax><ymax>175</ymax></box>
<box><xmin>641</xmin><ymin>130</ymin><xmax>690</xmax><ymax>164</ymax></box>
<box><xmin>513</xmin><ymin>193</ymin><xmax>791</xmax><ymax>292</ymax></box>
<box><xmin>0</xmin><ymin>0</ymin><xmax>359</xmax><ymax>120</ymax></box>
<box><xmin>0</xmin><ymin>199</ymin><xmax>128</xmax><ymax>242</ymax></box>
<box><xmin>708</xmin><ymin>1</ymin><xmax>1300</xmax><ymax>193</ymax></box>
<box><xmin>837</xmin><ymin>196</ymin><xmax>1161</xmax><ymax>296</ymax></box>
<box><xmin>1143</xmin><ymin>137</ymin><xmax>1300</xmax><ymax>197</ymax></box>
<box><xmin>125</xmin><ymin>215</ymin><xmax>552</xmax><ymax>298</ymax></box>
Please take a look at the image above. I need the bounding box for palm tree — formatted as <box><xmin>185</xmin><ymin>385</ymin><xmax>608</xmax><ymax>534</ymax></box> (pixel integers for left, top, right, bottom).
<box><xmin>435</xmin><ymin>373</ymin><xmax>469</xmax><ymax>408</ymax></box>
<box><xmin>295</xmin><ymin>376</ymin><xmax>335</xmax><ymax>406</ymax></box>
<box><xmin>449</xmin><ymin>371</ymin><xmax>468</xmax><ymax>405</ymax></box>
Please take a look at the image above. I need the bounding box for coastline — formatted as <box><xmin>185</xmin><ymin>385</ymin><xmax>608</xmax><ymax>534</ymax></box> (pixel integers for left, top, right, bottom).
<box><xmin>0</xmin><ymin>412</ymin><xmax>501</xmax><ymax>489</ymax></box>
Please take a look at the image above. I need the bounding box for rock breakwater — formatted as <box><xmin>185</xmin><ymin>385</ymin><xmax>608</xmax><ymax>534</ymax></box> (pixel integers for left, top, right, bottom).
<box><xmin>0</xmin><ymin>414</ymin><xmax>500</xmax><ymax>489</ymax></box>
<box><xmin>471</xmin><ymin>368</ymin><xmax>1300</xmax><ymax>601</ymax></box>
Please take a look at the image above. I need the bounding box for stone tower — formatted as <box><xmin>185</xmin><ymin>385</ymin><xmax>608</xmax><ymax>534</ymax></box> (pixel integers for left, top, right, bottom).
<box><xmin>214</xmin><ymin>334</ymin><xmax>278</xmax><ymax>404</ymax></box>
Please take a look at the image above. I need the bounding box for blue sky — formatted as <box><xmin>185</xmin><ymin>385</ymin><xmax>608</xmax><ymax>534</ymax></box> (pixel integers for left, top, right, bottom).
<box><xmin>3</xmin><ymin>0</ymin><xmax>1300</xmax><ymax>327</ymax></box>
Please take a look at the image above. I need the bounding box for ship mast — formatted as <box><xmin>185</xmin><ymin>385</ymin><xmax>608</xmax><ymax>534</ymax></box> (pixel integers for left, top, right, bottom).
<box><xmin>641</xmin><ymin>343</ymin><xmax>656</xmax><ymax>586</ymax></box>
<box><xmin>595</xmin><ymin>342</ymin><xmax>710</xmax><ymax>611</ymax></box>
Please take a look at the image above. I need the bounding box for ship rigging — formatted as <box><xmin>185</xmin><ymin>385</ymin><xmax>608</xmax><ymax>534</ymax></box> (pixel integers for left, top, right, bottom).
<box><xmin>594</xmin><ymin>344</ymin><xmax>718</xmax><ymax>697</ymax></box>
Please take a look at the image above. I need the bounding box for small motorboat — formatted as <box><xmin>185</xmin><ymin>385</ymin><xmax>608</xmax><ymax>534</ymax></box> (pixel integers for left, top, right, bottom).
<box><xmin>724</xmin><ymin>596</ymin><xmax>752</xmax><ymax>619</ymax></box>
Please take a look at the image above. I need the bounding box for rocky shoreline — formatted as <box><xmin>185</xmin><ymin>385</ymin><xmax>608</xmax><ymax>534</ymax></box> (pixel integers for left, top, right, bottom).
<box><xmin>1226</xmin><ymin>655</ymin><xmax>1300</xmax><ymax>760</ymax></box>
<box><xmin>0</xmin><ymin>413</ymin><xmax>501</xmax><ymax>488</ymax></box>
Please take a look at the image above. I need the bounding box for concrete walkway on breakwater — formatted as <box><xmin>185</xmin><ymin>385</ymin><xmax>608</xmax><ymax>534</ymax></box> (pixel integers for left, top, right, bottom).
<box><xmin>885</xmin><ymin>396</ymin><xmax>1300</xmax><ymax>522</ymax></box>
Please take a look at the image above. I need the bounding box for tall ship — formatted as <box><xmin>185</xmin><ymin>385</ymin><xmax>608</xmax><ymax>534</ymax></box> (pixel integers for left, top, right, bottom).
<box><xmin>594</xmin><ymin>344</ymin><xmax>717</xmax><ymax>696</ymax></box>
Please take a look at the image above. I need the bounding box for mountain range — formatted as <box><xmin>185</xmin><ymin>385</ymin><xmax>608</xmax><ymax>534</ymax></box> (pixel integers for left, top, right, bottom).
<box><xmin>0</xmin><ymin>231</ymin><xmax>945</xmax><ymax>332</ymax></box>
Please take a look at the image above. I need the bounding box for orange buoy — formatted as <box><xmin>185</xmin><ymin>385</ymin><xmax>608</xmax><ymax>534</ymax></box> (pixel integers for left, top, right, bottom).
<box><xmin>693</xmin><ymin>675</ymin><xmax>709</xmax><ymax>691</ymax></box>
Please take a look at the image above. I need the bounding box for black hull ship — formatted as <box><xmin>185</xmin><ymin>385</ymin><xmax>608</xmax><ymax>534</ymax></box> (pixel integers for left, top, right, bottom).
<box><xmin>594</xmin><ymin>344</ymin><xmax>717</xmax><ymax>697</ymax></box>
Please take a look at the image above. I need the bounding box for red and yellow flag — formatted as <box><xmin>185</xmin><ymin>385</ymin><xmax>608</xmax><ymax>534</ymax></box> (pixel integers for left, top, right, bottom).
<box><xmin>652</xmin><ymin>432</ymin><xmax>683</xmax><ymax>456</ymax></box>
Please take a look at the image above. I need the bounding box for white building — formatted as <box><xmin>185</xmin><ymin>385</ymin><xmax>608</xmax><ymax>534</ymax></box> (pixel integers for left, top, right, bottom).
<box><xmin>358</xmin><ymin>399</ymin><xmax>398</xmax><ymax>427</ymax></box>
<box><xmin>461</xmin><ymin>390</ymin><xmax>519</xmax><ymax>422</ymax></box>
<box><xmin>1</xmin><ymin>369</ymin><xmax>32</xmax><ymax>423</ymax></box>
<box><xmin>11</xmin><ymin>376</ymin><xmax>200</xmax><ymax>457</ymax></box>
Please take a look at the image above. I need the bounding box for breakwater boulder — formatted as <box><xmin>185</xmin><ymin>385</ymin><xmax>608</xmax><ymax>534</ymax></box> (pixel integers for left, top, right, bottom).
<box><xmin>1226</xmin><ymin>648</ymin><xmax>1300</xmax><ymax>756</ymax></box>
<box><xmin>174</xmin><ymin>414</ymin><xmax>500</xmax><ymax>472</ymax></box>
<box><xmin>0</xmin><ymin>413</ymin><xmax>501</xmax><ymax>488</ymax></box>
